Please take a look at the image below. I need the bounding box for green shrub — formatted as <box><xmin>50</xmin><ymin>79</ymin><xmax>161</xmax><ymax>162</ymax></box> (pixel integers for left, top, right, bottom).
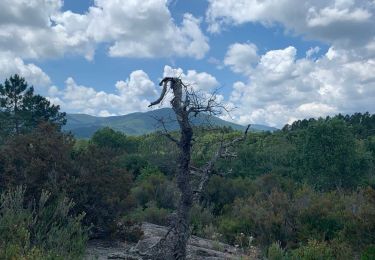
<box><xmin>361</xmin><ymin>245</ymin><xmax>375</xmax><ymax>260</ymax></box>
<box><xmin>190</xmin><ymin>204</ymin><xmax>216</xmax><ymax>238</ymax></box>
<box><xmin>129</xmin><ymin>201</ymin><xmax>171</xmax><ymax>226</ymax></box>
<box><xmin>0</xmin><ymin>186</ymin><xmax>88</xmax><ymax>259</ymax></box>
<box><xmin>91</xmin><ymin>127</ymin><xmax>138</xmax><ymax>153</ymax></box>
<box><xmin>218</xmin><ymin>186</ymin><xmax>294</xmax><ymax>247</ymax></box>
<box><xmin>267</xmin><ymin>242</ymin><xmax>287</xmax><ymax>260</ymax></box>
<box><xmin>218</xmin><ymin>216</ymin><xmax>250</xmax><ymax>245</ymax></box>
<box><xmin>116</xmin><ymin>154</ymin><xmax>149</xmax><ymax>177</ymax></box>
<box><xmin>0</xmin><ymin>124</ymin><xmax>76</xmax><ymax>200</ymax></box>
<box><xmin>72</xmin><ymin>143</ymin><xmax>135</xmax><ymax>234</ymax></box>
<box><xmin>131</xmin><ymin>169</ymin><xmax>177</xmax><ymax>210</ymax></box>
<box><xmin>291</xmin><ymin>240</ymin><xmax>335</xmax><ymax>260</ymax></box>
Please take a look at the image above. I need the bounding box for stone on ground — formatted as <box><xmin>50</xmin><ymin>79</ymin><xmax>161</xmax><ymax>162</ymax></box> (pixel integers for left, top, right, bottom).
<box><xmin>85</xmin><ymin>222</ymin><xmax>259</xmax><ymax>259</ymax></box>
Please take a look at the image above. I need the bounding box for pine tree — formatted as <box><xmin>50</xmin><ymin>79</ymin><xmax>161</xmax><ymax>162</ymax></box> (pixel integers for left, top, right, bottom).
<box><xmin>0</xmin><ymin>74</ymin><xmax>66</xmax><ymax>137</ymax></box>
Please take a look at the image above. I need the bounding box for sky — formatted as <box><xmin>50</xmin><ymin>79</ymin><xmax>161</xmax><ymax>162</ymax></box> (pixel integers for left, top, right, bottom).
<box><xmin>0</xmin><ymin>0</ymin><xmax>374</xmax><ymax>127</ymax></box>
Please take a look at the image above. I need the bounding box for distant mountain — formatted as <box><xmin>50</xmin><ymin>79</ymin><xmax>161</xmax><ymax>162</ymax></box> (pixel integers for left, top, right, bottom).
<box><xmin>64</xmin><ymin>108</ymin><xmax>277</xmax><ymax>138</ymax></box>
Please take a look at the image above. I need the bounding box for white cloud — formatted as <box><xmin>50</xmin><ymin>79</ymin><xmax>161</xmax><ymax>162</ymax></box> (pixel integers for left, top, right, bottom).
<box><xmin>98</xmin><ymin>110</ymin><xmax>116</xmax><ymax>117</ymax></box>
<box><xmin>115</xmin><ymin>70</ymin><xmax>158</xmax><ymax>99</ymax></box>
<box><xmin>224</xmin><ymin>45</ymin><xmax>375</xmax><ymax>127</ymax></box>
<box><xmin>306</xmin><ymin>6</ymin><xmax>371</xmax><ymax>27</ymax></box>
<box><xmin>0</xmin><ymin>0</ymin><xmax>62</xmax><ymax>27</ymax></box>
<box><xmin>206</xmin><ymin>0</ymin><xmax>374</xmax><ymax>52</ymax></box>
<box><xmin>224</xmin><ymin>43</ymin><xmax>258</xmax><ymax>75</ymax></box>
<box><xmin>87</xmin><ymin>1</ymin><xmax>209</xmax><ymax>59</ymax></box>
<box><xmin>48</xmin><ymin>70</ymin><xmax>159</xmax><ymax>116</ymax></box>
<box><xmin>0</xmin><ymin>52</ymin><xmax>51</xmax><ymax>87</ymax></box>
<box><xmin>0</xmin><ymin>0</ymin><xmax>209</xmax><ymax>60</ymax></box>
<box><xmin>0</xmin><ymin>0</ymin><xmax>93</xmax><ymax>60</ymax></box>
<box><xmin>257</xmin><ymin>46</ymin><xmax>297</xmax><ymax>84</ymax></box>
<box><xmin>296</xmin><ymin>102</ymin><xmax>337</xmax><ymax>117</ymax></box>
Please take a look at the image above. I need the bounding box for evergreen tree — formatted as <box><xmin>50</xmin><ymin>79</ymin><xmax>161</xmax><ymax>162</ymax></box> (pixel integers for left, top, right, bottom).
<box><xmin>0</xmin><ymin>74</ymin><xmax>66</xmax><ymax>136</ymax></box>
<box><xmin>299</xmin><ymin>118</ymin><xmax>360</xmax><ymax>190</ymax></box>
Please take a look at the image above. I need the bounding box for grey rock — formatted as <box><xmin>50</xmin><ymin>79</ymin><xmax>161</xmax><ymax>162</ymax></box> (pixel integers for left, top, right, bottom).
<box><xmin>133</xmin><ymin>236</ymin><xmax>161</xmax><ymax>255</ymax></box>
<box><xmin>85</xmin><ymin>222</ymin><xmax>260</xmax><ymax>260</ymax></box>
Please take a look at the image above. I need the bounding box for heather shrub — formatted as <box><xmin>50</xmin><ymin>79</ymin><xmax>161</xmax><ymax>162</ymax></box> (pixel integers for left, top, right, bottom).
<box><xmin>290</xmin><ymin>240</ymin><xmax>335</xmax><ymax>260</ymax></box>
<box><xmin>267</xmin><ymin>242</ymin><xmax>287</xmax><ymax>260</ymax></box>
<box><xmin>0</xmin><ymin>186</ymin><xmax>88</xmax><ymax>259</ymax></box>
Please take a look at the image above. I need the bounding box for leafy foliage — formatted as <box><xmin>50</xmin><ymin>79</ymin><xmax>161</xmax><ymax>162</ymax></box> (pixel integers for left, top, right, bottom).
<box><xmin>0</xmin><ymin>186</ymin><xmax>88</xmax><ymax>259</ymax></box>
<box><xmin>71</xmin><ymin>142</ymin><xmax>135</xmax><ymax>235</ymax></box>
<box><xmin>91</xmin><ymin>127</ymin><xmax>138</xmax><ymax>153</ymax></box>
<box><xmin>290</xmin><ymin>240</ymin><xmax>336</xmax><ymax>260</ymax></box>
<box><xmin>0</xmin><ymin>123</ymin><xmax>76</xmax><ymax>199</ymax></box>
<box><xmin>297</xmin><ymin>118</ymin><xmax>363</xmax><ymax>190</ymax></box>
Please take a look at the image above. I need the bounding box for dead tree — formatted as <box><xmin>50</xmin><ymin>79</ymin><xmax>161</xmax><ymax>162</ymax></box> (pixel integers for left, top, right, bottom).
<box><xmin>148</xmin><ymin>77</ymin><xmax>249</xmax><ymax>259</ymax></box>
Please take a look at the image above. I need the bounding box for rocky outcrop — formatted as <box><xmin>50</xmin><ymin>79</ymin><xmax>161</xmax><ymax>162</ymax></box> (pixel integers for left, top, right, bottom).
<box><xmin>85</xmin><ymin>222</ymin><xmax>260</xmax><ymax>259</ymax></box>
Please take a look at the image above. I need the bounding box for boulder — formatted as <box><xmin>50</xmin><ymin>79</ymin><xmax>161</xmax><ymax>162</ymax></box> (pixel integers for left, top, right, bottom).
<box><xmin>85</xmin><ymin>222</ymin><xmax>260</xmax><ymax>259</ymax></box>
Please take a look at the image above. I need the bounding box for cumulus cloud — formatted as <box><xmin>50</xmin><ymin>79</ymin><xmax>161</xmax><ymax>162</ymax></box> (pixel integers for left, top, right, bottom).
<box><xmin>0</xmin><ymin>0</ymin><xmax>209</xmax><ymax>60</ymax></box>
<box><xmin>0</xmin><ymin>52</ymin><xmax>51</xmax><ymax>87</ymax></box>
<box><xmin>206</xmin><ymin>0</ymin><xmax>375</xmax><ymax>52</ymax></box>
<box><xmin>48</xmin><ymin>70</ymin><xmax>158</xmax><ymax>116</ymax></box>
<box><xmin>223</xmin><ymin>45</ymin><xmax>375</xmax><ymax>127</ymax></box>
<box><xmin>0</xmin><ymin>0</ymin><xmax>93</xmax><ymax>59</ymax></box>
<box><xmin>83</xmin><ymin>1</ymin><xmax>209</xmax><ymax>59</ymax></box>
<box><xmin>224</xmin><ymin>43</ymin><xmax>259</xmax><ymax>75</ymax></box>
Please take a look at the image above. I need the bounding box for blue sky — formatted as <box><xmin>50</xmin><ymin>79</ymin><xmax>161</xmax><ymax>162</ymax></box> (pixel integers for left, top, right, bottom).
<box><xmin>0</xmin><ymin>0</ymin><xmax>374</xmax><ymax>127</ymax></box>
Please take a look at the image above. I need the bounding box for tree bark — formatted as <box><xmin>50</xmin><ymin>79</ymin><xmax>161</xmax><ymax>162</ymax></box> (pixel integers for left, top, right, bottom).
<box><xmin>148</xmin><ymin>78</ymin><xmax>193</xmax><ymax>259</ymax></box>
<box><xmin>170</xmin><ymin>78</ymin><xmax>193</xmax><ymax>259</ymax></box>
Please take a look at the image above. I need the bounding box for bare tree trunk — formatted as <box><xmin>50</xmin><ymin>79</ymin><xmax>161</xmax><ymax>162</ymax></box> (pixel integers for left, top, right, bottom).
<box><xmin>170</xmin><ymin>78</ymin><xmax>193</xmax><ymax>259</ymax></box>
<box><xmin>148</xmin><ymin>77</ymin><xmax>249</xmax><ymax>259</ymax></box>
<box><xmin>148</xmin><ymin>78</ymin><xmax>193</xmax><ymax>259</ymax></box>
<box><xmin>173</xmin><ymin>120</ymin><xmax>193</xmax><ymax>259</ymax></box>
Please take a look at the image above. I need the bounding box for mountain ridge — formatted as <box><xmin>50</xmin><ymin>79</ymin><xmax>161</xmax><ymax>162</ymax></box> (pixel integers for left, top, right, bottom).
<box><xmin>64</xmin><ymin>108</ymin><xmax>277</xmax><ymax>138</ymax></box>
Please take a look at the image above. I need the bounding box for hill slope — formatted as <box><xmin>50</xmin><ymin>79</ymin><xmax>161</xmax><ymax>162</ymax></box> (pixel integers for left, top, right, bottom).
<box><xmin>64</xmin><ymin>108</ymin><xmax>277</xmax><ymax>138</ymax></box>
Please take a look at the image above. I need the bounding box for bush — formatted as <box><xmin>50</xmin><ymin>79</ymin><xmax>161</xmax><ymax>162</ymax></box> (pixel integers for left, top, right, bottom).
<box><xmin>267</xmin><ymin>242</ymin><xmax>287</xmax><ymax>260</ymax></box>
<box><xmin>361</xmin><ymin>245</ymin><xmax>375</xmax><ymax>260</ymax></box>
<box><xmin>72</xmin><ymin>143</ymin><xmax>135</xmax><ymax>235</ymax></box>
<box><xmin>116</xmin><ymin>154</ymin><xmax>149</xmax><ymax>178</ymax></box>
<box><xmin>0</xmin><ymin>124</ymin><xmax>76</xmax><ymax>200</ymax></box>
<box><xmin>291</xmin><ymin>240</ymin><xmax>335</xmax><ymax>260</ymax></box>
<box><xmin>0</xmin><ymin>186</ymin><xmax>88</xmax><ymax>259</ymax></box>
<box><xmin>129</xmin><ymin>201</ymin><xmax>171</xmax><ymax>226</ymax></box>
<box><xmin>190</xmin><ymin>204</ymin><xmax>216</xmax><ymax>239</ymax></box>
<box><xmin>91</xmin><ymin>127</ymin><xmax>138</xmax><ymax>153</ymax></box>
<box><xmin>131</xmin><ymin>168</ymin><xmax>177</xmax><ymax>210</ymax></box>
<box><xmin>204</xmin><ymin>176</ymin><xmax>255</xmax><ymax>215</ymax></box>
<box><xmin>218</xmin><ymin>187</ymin><xmax>294</xmax><ymax>247</ymax></box>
